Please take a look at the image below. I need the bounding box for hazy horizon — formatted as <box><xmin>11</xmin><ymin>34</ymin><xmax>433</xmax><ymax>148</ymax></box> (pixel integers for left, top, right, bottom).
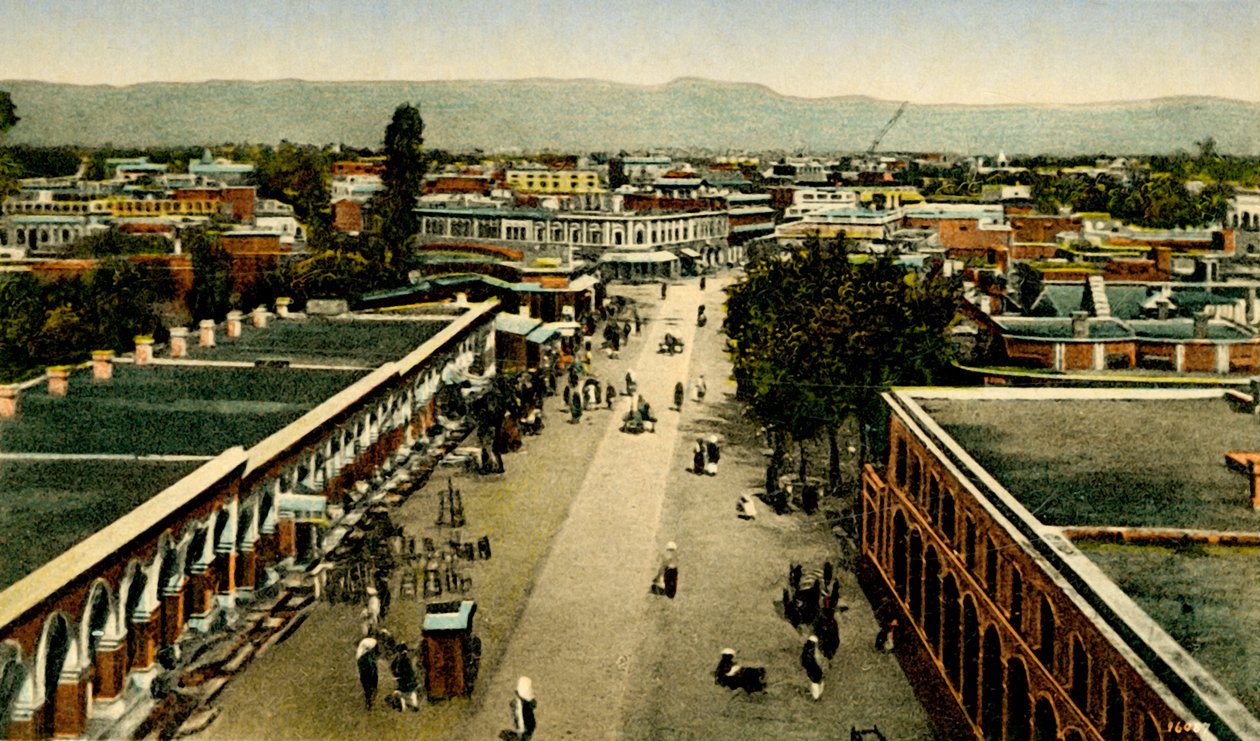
<box><xmin>4</xmin><ymin>75</ymin><xmax>1257</xmax><ymax>109</ymax></box>
<box><xmin>3</xmin><ymin>0</ymin><xmax>1258</xmax><ymax>106</ymax></box>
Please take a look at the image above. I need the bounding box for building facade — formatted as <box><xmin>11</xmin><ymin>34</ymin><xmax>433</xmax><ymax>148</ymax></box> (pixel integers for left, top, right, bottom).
<box><xmin>0</xmin><ymin>302</ymin><xmax>498</xmax><ymax>739</ymax></box>
<box><xmin>861</xmin><ymin>387</ymin><xmax>1260</xmax><ymax>740</ymax></box>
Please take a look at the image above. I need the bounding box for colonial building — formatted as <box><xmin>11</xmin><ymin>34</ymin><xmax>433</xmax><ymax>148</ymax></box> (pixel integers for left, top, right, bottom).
<box><xmin>862</xmin><ymin>387</ymin><xmax>1260</xmax><ymax>740</ymax></box>
<box><xmin>0</xmin><ymin>300</ymin><xmax>497</xmax><ymax>739</ymax></box>
<box><xmin>413</xmin><ymin>203</ymin><xmax>732</xmax><ymax>281</ymax></box>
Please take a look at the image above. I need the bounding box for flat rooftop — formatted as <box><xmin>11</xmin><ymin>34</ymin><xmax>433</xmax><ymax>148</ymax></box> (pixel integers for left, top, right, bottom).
<box><xmin>183</xmin><ymin>316</ymin><xmax>448</xmax><ymax>367</ymax></box>
<box><xmin>0</xmin><ymin>458</ymin><xmax>204</xmax><ymax>590</ymax></box>
<box><xmin>0</xmin><ymin>364</ymin><xmax>365</xmax><ymax>456</ymax></box>
<box><xmin>1080</xmin><ymin>541</ymin><xmax>1260</xmax><ymax>719</ymax></box>
<box><xmin>919</xmin><ymin>396</ymin><xmax>1260</xmax><ymax>531</ymax></box>
<box><xmin>0</xmin><ymin>312</ymin><xmax>467</xmax><ymax>590</ymax></box>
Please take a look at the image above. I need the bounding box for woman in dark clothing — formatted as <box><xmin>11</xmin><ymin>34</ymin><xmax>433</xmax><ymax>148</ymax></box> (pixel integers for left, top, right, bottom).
<box><xmin>356</xmin><ymin>636</ymin><xmax>379</xmax><ymax>709</ymax></box>
<box><xmin>674</xmin><ymin>382</ymin><xmax>685</xmax><ymax>410</ymax></box>
<box><xmin>389</xmin><ymin>643</ymin><xmax>420</xmax><ymax>711</ymax></box>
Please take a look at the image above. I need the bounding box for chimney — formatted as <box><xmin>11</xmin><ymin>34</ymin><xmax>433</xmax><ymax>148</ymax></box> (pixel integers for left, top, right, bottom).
<box><xmin>1156</xmin><ymin>299</ymin><xmax>1170</xmax><ymax>321</ymax></box>
<box><xmin>518</xmin><ymin>304</ymin><xmax>531</xmax><ymax>318</ymax></box>
<box><xmin>91</xmin><ymin>350</ymin><xmax>114</xmax><ymax>381</ymax></box>
<box><xmin>252</xmin><ymin>305</ymin><xmax>269</xmax><ymax>329</ymax></box>
<box><xmin>169</xmin><ymin>327</ymin><xmax>189</xmax><ymax>359</ymax></box>
<box><xmin>1071</xmin><ymin>311</ymin><xmax>1089</xmax><ymax>339</ymax></box>
<box><xmin>47</xmin><ymin>366</ymin><xmax>70</xmax><ymax>397</ymax></box>
<box><xmin>0</xmin><ymin>385</ymin><xmax>18</xmax><ymax>418</ymax></box>
<box><xmin>454</xmin><ymin>293</ymin><xmax>469</xmax><ymax>306</ymax></box>
<box><xmin>199</xmin><ymin>319</ymin><xmax>216</xmax><ymax>347</ymax></box>
<box><xmin>134</xmin><ymin>336</ymin><xmax>154</xmax><ymax>366</ymax></box>
<box><xmin>275</xmin><ymin>297</ymin><xmax>292</xmax><ymax>318</ymax></box>
<box><xmin>226</xmin><ymin>310</ymin><xmax>243</xmax><ymax>338</ymax></box>
<box><xmin>1194</xmin><ymin>311</ymin><xmax>1210</xmax><ymax>340</ymax></box>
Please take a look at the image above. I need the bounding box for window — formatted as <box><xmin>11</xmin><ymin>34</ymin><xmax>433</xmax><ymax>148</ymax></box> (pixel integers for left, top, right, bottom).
<box><xmin>1070</xmin><ymin>636</ymin><xmax>1090</xmax><ymax>710</ymax></box>
<box><xmin>908</xmin><ymin>456</ymin><xmax>921</xmax><ymax>500</ymax></box>
<box><xmin>928</xmin><ymin>477</ymin><xmax>940</xmax><ymax>523</ymax></box>
<box><xmin>895</xmin><ymin>438</ymin><xmax>907</xmax><ymax>487</ymax></box>
<box><xmin>1010</xmin><ymin>569</ymin><xmax>1024</xmax><ymax>633</ymax></box>
<box><xmin>985</xmin><ymin>538</ymin><xmax>998</xmax><ymax>592</ymax></box>
<box><xmin>965</xmin><ymin>516</ymin><xmax>977</xmax><ymax>570</ymax></box>
<box><xmin>942</xmin><ymin>491</ymin><xmax>956</xmax><ymax>541</ymax></box>
<box><xmin>1037</xmin><ymin>596</ymin><xmax>1056</xmax><ymax>669</ymax></box>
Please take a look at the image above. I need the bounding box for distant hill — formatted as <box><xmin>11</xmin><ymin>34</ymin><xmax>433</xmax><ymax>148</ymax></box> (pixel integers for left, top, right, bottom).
<box><xmin>2</xmin><ymin>78</ymin><xmax>1257</xmax><ymax>155</ymax></box>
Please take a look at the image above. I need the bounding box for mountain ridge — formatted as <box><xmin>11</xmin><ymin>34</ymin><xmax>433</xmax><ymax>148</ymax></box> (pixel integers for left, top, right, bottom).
<box><xmin>2</xmin><ymin>78</ymin><xmax>1257</xmax><ymax>155</ymax></box>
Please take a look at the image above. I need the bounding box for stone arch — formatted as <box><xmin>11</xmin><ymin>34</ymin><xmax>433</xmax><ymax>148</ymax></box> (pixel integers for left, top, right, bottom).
<box><xmin>1037</xmin><ymin>594</ymin><xmax>1056</xmax><ymax>671</ymax></box>
<box><xmin>909</xmin><ymin>529</ymin><xmax>923</xmax><ymax>623</ymax></box>
<box><xmin>942</xmin><ymin>574</ymin><xmax>961</xmax><ymax>687</ymax></box>
<box><xmin>942</xmin><ymin>490</ymin><xmax>956</xmax><ymax>541</ymax></box>
<box><xmin>34</xmin><ymin>612</ymin><xmax>79</xmax><ymax>726</ymax></box>
<box><xmin>1103</xmin><ymin>667</ymin><xmax>1125</xmax><ymax>740</ymax></box>
<box><xmin>1033</xmin><ymin>696</ymin><xmax>1058</xmax><ymax>741</ymax></box>
<box><xmin>924</xmin><ymin>546</ymin><xmax>941</xmax><ymax>655</ymax></box>
<box><xmin>1070</xmin><ymin>633</ymin><xmax>1090</xmax><ymax>710</ymax></box>
<box><xmin>981</xmin><ymin>625</ymin><xmax>1004</xmax><ymax>740</ymax></box>
<box><xmin>894</xmin><ymin>437</ymin><xmax>907</xmax><ymax>487</ymax></box>
<box><xmin>908</xmin><ymin>454</ymin><xmax>920</xmax><ymax>498</ymax></box>
<box><xmin>0</xmin><ymin>641</ymin><xmax>31</xmax><ymax>738</ymax></box>
<box><xmin>80</xmin><ymin>580</ymin><xmax>117</xmax><ymax>695</ymax></box>
<box><xmin>1064</xmin><ymin>730</ymin><xmax>1086</xmax><ymax>741</ymax></box>
<box><xmin>1006</xmin><ymin>656</ymin><xmax>1031</xmax><ymax>741</ymax></box>
<box><xmin>892</xmin><ymin>510</ymin><xmax>908</xmax><ymax>598</ymax></box>
<box><xmin>962</xmin><ymin>596</ymin><xmax>980</xmax><ymax>719</ymax></box>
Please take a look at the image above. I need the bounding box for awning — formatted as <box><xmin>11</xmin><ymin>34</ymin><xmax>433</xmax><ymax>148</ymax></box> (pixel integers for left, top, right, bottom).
<box><xmin>495</xmin><ymin>312</ymin><xmax>543</xmax><ymax>336</ymax></box>
<box><xmin>569</xmin><ymin>274</ymin><xmax>600</xmax><ymax>292</ymax></box>
<box><xmin>526</xmin><ymin>325</ymin><xmax>561</xmax><ymax>344</ymax></box>
<box><xmin>678</xmin><ymin>248</ymin><xmax>702</xmax><ymax>259</ymax></box>
<box><xmin>280</xmin><ymin>493</ymin><xmax>327</xmax><ymax>520</ymax></box>
<box><xmin>600</xmin><ymin>252</ymin><xmax>679</xmax><ymax>264</ymax></box>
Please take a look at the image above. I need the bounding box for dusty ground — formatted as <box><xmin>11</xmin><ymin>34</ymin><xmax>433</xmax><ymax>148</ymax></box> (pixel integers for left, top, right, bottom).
<box><xmin>197</xmin><ymin>273</ymin><xmax>934</xmax><ymax>740</ymax></box>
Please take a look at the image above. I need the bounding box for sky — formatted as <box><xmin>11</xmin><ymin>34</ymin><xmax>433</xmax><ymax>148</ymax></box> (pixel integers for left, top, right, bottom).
<box><xmin>2</xmin><ymin>0</ymin><xmax>1257</xmax><ymax>105</ymax></box>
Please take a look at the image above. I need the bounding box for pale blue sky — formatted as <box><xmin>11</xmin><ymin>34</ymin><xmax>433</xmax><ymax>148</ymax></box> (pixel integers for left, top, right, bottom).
<box><xmin>2</xmin><ymin>0</ymin><xmax>1256</xmax><ymax>104</ymax></box>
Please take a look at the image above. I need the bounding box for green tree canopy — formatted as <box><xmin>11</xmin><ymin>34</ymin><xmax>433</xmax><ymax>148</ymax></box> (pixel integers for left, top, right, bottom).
<box><xmin>725</xmin><ymin>237</ymin><xmax>960</xmax><ymax>486</ymax></box>
<box><xmin>375</xmin><ymin>103</ymin><xmax>427</xmax><ymax>271</ymax></box>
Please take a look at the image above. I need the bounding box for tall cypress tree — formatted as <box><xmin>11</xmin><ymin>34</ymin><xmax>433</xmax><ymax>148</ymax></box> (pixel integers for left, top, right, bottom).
<box><xmin>377</xmin><ymin>103</ymin><xmax>427</xmax><ymax>265</ymax></box>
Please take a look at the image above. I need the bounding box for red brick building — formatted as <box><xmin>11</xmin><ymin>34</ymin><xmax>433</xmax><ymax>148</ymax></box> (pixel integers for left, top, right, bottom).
<box><xmin>862</xmin><ymin>388</ymin><xmax>1260</xmax><ymax>741</ymax></box>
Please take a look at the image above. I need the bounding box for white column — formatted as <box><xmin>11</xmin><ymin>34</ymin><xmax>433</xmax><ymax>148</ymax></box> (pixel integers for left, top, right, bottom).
<box><xmin>1092</xmin><ymin>343</ymin><xmax>1105</xmax><ymax>371</ymax></box>
<box><xmin>1175</xmin><ymin>344</ymin><xmax>1186</xmax><ymax>373</ymax></box>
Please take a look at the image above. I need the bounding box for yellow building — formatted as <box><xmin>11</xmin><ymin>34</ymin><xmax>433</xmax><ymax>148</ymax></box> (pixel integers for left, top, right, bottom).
<box><xmin>506</xmin><ymin>169</ymin><xmax>604</xmax><ymax>195</ymax></box>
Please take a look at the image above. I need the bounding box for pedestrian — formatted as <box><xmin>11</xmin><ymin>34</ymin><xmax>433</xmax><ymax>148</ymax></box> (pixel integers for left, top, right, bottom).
<box><xmin>800</xmin><ymin>634</ymin><xmax>825</xmax><ymax>701</ymax></box>
<box><xmin>692</xmin><ymin>374</ymin><xmax>707</xmax><ymax>402</ymax></box>
<box><xmin>815</xmin><ymin>606</ymin><xmax>840</xmax><ymax>661</ymax></box>
<box><xmin>605</xmin><ymin>383</ymin><xmax>617</xmax><ymax>410</ymax></box>
<box><xmin>692</xmin><ymin>438</ymin><xmax>706</xmax><ymax>475</ymax></box>
<box><xmin>705</xmin><ymin>435</ymin><xmax>720</xmax><ymax>476</ymax></box>
<box><xmin>875</xmin><ymin>618</ymin><xmax>898</xmax><ymax>653</ymax></box>
<box><xmin>700</xmin><ymin>275</ymin><xmax>707</xmax><ymax>291</ymax></box>
<box><xmin>622</xmin><ymin>321</ymin><xmax>631</xmax><ymax>344</ymax></box>
<box><xmin>633</xmin><ymin>314</ymin><xmax>641</xmax><ymax>335</ymax></box>
<box><xmin>625</xmin><ymin>369</ymin><xmax>637</xmax><ymax>396</ymax></box>
<box><xmin>651</xmin><ymin>542</ymin><xmax>679</xmax><ymax>598</ymax></box>
<box><xmin>583</xmin><ymin>347</ymin><xmax>593</xmax><ymax>374</ymax></box>
<box><xmin>570</xmin><ymin>390</ymin><xmax>583</xmax><ymax>423</ymax></box>
<box><xmin>364</xmin><ymin>586</ymin><xmax>381</xmax><ymax>634</ymax></box>
<box><xmin>661</xmin><ymin>282</ymin><xmax>668</xmax><ymax>299</ymax></box>
<box><xmin>389</xmin><ymin>643</ymin><xmax>421</xmax><ymax>711</ymax></box>
<box><xmin>673</xmin><ymin>382</ymin><xmax>685</xmax><ymax>410</ymax></box>
<box><xmin>356</xmin><ymin>635</ymin><xmax>380</xmax><ymax>710</ymax></box>
<box><xmin>501</xmin><ymin>676</ymin><xmax>537</xmax><ymax>741</ymax></box>
<box><xmin>373</xmin><ymin>572</ymin><xmax>392</xmax><ymax>620</ymax></box>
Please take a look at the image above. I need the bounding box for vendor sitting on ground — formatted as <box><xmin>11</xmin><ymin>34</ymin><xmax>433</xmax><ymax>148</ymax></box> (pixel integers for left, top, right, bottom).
<box><xmin>621</xmin><ymin>395</ymin><xmax>658</xmax><ymax>434</ymax></box>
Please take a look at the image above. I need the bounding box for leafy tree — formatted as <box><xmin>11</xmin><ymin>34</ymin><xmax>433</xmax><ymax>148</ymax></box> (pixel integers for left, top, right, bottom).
<box><xmin>376</xmin><ymin>103</ymin><xmax>427</xmax><ymax>268</ymax></box>
<box><xmin>187</xmin><ymin>228</ymin><xmax>232</xmax><ymax>321</ymax></box>
<box><xmin>725</xmin><ymin>236</ymin><xmax>960</xmax><ymax>492</ymax></box>
<box><xmin>249</xmin><ymin>142</ymin><xmax>332</xmax><ymax>229</ymax></box>
<box><xmin>67</xmin><ymin>229</ymin><xmax>172</xmax><ymax>258</ymax></box>
<box><xmin>0</xmin><ymin>90</ymin><xmax>19</xmax><ymax>199</ymax></box>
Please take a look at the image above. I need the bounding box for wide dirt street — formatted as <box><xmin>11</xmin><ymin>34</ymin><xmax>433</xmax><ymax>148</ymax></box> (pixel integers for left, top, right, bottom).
<box><xmin>199</xmin><ymin>273</ymin><xmax>933</xmax><ymax>740</ymax></box>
